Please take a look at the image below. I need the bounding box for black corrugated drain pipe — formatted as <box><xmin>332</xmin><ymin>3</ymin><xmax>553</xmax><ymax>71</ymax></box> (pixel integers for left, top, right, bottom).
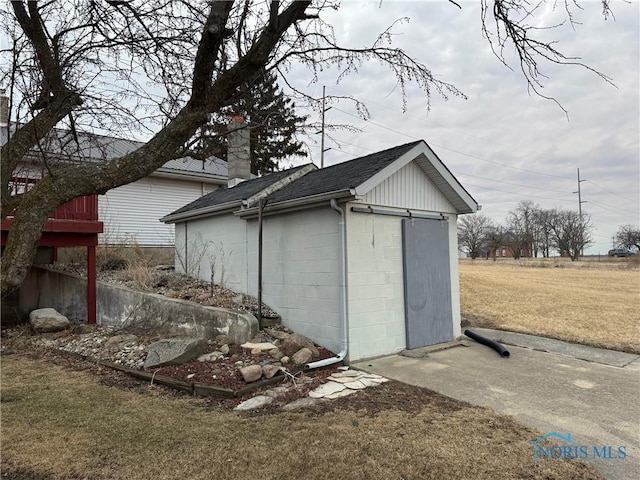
<box><xmin>464</xmin><ymin>330</ymin><xmax>510</xmax><ymax>358</ymax></box>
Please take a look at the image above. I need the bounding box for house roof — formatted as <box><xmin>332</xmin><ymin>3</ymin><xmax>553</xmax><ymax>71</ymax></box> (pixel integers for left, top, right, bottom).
<box><xmin>163</xmin><ymin>140</ymin><xmax>478</xmax><ymax>223</ymax></box>
<box><xmin>166</xmin><ymin>164</ymin><xmax>312</xmax><ymax>218</ymax></box>
<box><xmin>2</xmin><ymin>123</ymin><xmax>227</xmax><ymax>181</ymax></box>
<box><xmin>265</xmin><ymin>141</ymin><xmax>422</xmax><ymax>203</ymax></box>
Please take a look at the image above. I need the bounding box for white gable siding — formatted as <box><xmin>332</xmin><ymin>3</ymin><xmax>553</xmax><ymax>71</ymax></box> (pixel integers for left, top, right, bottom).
<box><xmin>360</xmin><ymin>160</ymin><xmax>456</xmax><ymax>213</ymax></box>
<box><xmin>100</xmin><ymin>177</ymin><xmax>218</xmax><ymax>246</ymax></box>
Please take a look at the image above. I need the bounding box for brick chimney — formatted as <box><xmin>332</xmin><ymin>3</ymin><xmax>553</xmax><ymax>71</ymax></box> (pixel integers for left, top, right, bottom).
<box><xmin>227</xmin><ymin>115</ymin><xmax>251</xmax><ymax>187</ymax></box>
<box><xmin>0</xmin><ymin>89</ymin><xmax>8</xmax><ymax>127</ymax></box>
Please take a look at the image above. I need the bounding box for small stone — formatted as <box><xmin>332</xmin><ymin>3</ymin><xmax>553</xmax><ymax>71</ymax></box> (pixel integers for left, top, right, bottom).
<box><xmin>186</xmin><ymin>373</ymin><xmax>196</xmax><ymax>379</ymax></box>
<box><xmin>197</xmin><ymin>352</ymin><xmax>223</xmax><ymax>362</ymax></box>
<box><xmin>262</xmin><ymin>364</ymin><xmax>284</xmax><ymax>379</ymax></box>
<box><xmin>241</xmin><ymin>342</ymin><xmax>277</xmax><ymax>351</ymax></box>
<box><xmin>292</xmin><ymin>348</ymin><xmax>313</xmax><ymax>365</ymax></box>
<box><xmin>240</xmin><ymin>364</ymin><xmax>263</xmax><ymax>383</ymax></box>
<box><xmin>234</xmin><ymin>395</ymin><xmax>273</xmax><ymax>411</ymax></box>
<box><xmin>219</xmin><ymin>344</ymin><xmax>229</xmax><ymax>355</ymax></box>
<box><xmin>269</xmin><ymin>348</ymin><xmax>284</xmax><ymax>360</ymax></box>
<box><xmin>281</xmin><ymin>356</ymin><xmax>289</xmax><ymax>365</ymax></box>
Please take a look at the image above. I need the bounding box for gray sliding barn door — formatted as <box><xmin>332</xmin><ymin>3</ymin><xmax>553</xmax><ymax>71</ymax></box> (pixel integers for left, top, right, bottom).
<box><xmin>402</xmin><ymin>217</ymin><xmax>453</xmax><ymax>348</ymax></box>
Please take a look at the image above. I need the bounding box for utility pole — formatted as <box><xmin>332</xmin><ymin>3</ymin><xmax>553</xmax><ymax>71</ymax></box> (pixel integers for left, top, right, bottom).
<box><xmin>573</xmin><ymin>168</ymin><xmax>587</xmax><ymax>257</ymax></box>
<box><xmin>320</xmin><ymin>86</ymin><xmax>331</xmax><ymax>168</ymax></box>
<box><xmin>573</xmin><ymin>168</ymin><xmax>587</xmax><ymax>216</ymax></box>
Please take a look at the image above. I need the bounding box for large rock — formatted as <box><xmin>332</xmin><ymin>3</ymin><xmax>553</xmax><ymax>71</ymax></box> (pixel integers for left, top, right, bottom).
<box><xmin>29</xmin><ymin>308</ymin><xmax>71</xmax><ymax>333</ymax></box>
<box><xmin>291</xmin><ymin>347</ymin><xmax>313</xmax><ymax>366</ymax></box>
<box><xmin>264</xmin><ymin>328</ymin><xmax>290</xmax><ymax>341</ymax></box>
<box><xmin>281</xmin><ymin>333</ymin><xmax>319</xmax><ymax>358</ymax></box>
<box><xmin>144</xmin><ymin>337</ymin><xmax>207</xmax><ymax>369</ymax></box>
<box><xmin>240</xmin><ymin>364</ymin><xmax>263</xmax><ymax>383</ymax></box>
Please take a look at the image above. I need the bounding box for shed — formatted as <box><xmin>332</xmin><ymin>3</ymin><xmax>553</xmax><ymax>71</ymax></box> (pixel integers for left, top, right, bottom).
<box><xmin>162</xmin><ymin>140</ymin><xmax>478</xmax><ymax>362</ymax></box>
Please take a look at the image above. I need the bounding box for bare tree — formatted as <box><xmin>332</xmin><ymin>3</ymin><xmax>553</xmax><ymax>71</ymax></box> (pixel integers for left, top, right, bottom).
<box><xmin>506</xmin><ymin>200</ymin><xmax>538</xmax><ymax>259</ymax></box>
<box><xmin>545</xmin><ymin>209</ymin><xmax>593</xmax><ymax>261</ymax></box>
<box><xmin>458</xmin><ymin>213</ymin><xmax>493</xmax><ymax>259</ymax></box>
<box><xmin>0</xmin><ymin>0</ymin><xmax>615</xmax><ymax>295</ymax></box>
<box><xmin>614</xmin><ymin>224</ymin><xmax>640</xmax><ymax>252</ymax></box>
<box><xmin>532</xmin><ymin>207</ymin><xmax>554</xmax><ymax>258</ymax></box>
<box><xmin>485</xmin><ymin>223</ymin><xmax>509</xmax><ymax>261</ymax></box>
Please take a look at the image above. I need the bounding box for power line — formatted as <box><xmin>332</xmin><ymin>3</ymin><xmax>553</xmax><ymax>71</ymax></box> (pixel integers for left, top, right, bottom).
<box><xmin>585</xmin><ymin>179</ymin><xmax>638</xmax><ymax>204</ymax></box>
<box><xmin>330</xmin><ymin>106</ymin><xmax>575</xmax><ymax>180</ymax></box>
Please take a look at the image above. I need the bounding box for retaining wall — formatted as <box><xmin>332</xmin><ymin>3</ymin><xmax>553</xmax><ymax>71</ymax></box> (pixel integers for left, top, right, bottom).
<box><xmin>19</xmin><ymin>266</ymin><xmax>258</xmax><ymax>344</ymax></box>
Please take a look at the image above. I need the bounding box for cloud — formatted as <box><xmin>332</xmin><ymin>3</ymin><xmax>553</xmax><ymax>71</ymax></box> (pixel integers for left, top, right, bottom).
<box><xmin>286</xmin><ymin>0</ymin><xmax>639</xmax><ymax>254</ymax></box>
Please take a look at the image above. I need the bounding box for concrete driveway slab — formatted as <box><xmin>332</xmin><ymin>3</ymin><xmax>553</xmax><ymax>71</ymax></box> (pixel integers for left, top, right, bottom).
<box><xmin>353</xmin><ymin>339</ymin><xmax>640</xmax><ymax>480</ymax></box>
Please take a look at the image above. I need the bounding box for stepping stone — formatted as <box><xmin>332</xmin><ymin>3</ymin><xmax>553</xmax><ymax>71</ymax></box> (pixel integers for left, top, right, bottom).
<box><xmin>308</xmin><ymin>381</ymin><xmax>346</xmax><ymax>398</ymax></box>
<box><xmin>331</xmin><ymin>370</ymin><xmax>361</xmax><ymax>378</ymax></box>
<box><xmin>328</xmin><ymin>375</ymin><xmax>359</xmax><ymax>384</ymax></box>
<box><xmin>344</xmin><ymin>380</ymin><xmax>366</xmax><ymax>390</ymax></box>
<box><xmin>359</xmin><ymin>377</ymin><xmax>383</xmax><ymax>388</ymax></box>
<box><xmin>324</xmin><ymin>389</ymin><xmax>357</xmax><ymax>400</ymax></box>
<box><xmin>234</xmin><ymin>395</ymin><xmax>274</xmax><ymax>411</ymax></box>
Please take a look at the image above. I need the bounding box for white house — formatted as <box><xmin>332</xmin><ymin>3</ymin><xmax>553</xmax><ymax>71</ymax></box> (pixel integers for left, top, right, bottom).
<box><xmin>162</xmin><ymin>138</ymin><xmax>478</xmax><ymax>362</ymax></box>
<box><xmin>1</xmin><ymin>107</ymin><xmax>227</xmax><ymax>246</ymax></box>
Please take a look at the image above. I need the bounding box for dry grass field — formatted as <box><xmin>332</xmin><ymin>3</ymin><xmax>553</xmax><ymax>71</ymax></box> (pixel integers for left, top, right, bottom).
<box><xmin>459</xmin><ymin>257</ymin><xmax>640</xmax><ymax>354</ymax></box>
<box><xmin>0</xmin><ymin>354</ymin><xmax>602</xmax><ymax>480</ymax></box>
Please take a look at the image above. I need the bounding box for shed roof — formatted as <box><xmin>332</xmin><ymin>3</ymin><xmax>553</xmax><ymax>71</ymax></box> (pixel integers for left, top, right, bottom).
<box><xmin>166</xmin><ymin>164</ymin><xmax>311</xmax><ymax>218</ymax></box>
<box><xmin>266</xmin><ymin>141</ymin><xmax>422</xmax><ymax>203</ymax></box>
<box><xmin>162</xmin><ymin>140</ymin><xmax>478</xmax><ymax>222</ymax></box>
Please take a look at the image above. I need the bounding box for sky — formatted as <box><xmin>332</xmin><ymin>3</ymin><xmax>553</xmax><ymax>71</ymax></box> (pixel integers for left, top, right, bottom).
<box><xmin>283</xmin><ymin>0</ymin><xmax>640</xmax><ymax>256</ymax></box>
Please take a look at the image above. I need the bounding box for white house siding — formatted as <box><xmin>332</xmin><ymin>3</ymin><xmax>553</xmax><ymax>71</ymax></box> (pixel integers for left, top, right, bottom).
<box><xmin>345</xmin><ymin>205</ymin><xmax>462</xmax><ymax>362</ymax></box>
<box><xmin>174</xmin><ymin>214</ymin><xmax>249</xmax><ymax>294</ymax></box>
<box><xmin>100</xmin><ymin>176</ymin><xmax>217</xmax><ymax>246</ymax></box>
<box><xmin>361</xmin><ymin>160</ymin><xmax>456</xmax><ymax>213</ymax></box>
<box><xmin>247</xmin><ymin>207</ymin><xmax>342</xmax><ymax>354</ymax></box>
<box><xmin>345</xmin><ymin>207</ymin><xmax>406</xmax><ymax>361</ymax></box>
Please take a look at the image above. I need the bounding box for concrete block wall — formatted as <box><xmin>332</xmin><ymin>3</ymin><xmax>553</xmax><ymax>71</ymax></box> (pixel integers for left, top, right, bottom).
<box><xmin>345</xmin><ymin>204</ymin><xmax>463</xmax><ymax>361</ymax></box>
<box><xmin>247</xmin><ymin>206</ymin><xmax>342</xmax><ymax>354</ymax></box>
<box><xmin>345</xmin><ymin>207</ymin><xmax>406</xmax><ymax>361</ymax></box>
<box><xmin>174</xmin><ymin>214</ymin><xmax>249</xmax><ymax>293</ymax></box>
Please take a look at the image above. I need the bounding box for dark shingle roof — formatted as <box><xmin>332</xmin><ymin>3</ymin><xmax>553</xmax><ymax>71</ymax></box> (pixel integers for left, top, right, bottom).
<box><xmin>266</xmin><ymin>141</ymin><xmax>421</xmax><ymax>203</ymax></box>
<box><xmin>167</xmin><ymin>165</ymin><xmax>310</xmax><ymax>217</ymax></box>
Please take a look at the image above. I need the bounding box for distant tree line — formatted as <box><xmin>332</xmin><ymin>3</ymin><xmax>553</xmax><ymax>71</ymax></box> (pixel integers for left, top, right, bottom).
<box><xmin>614</xmin><ymin>225</ymin><xmax>640</xmax><ymax>252</ymax></box>
<box><xmin>458</xmin><ymin>200</ymin><xmax>596</xmax><ymax>261</ymax></box>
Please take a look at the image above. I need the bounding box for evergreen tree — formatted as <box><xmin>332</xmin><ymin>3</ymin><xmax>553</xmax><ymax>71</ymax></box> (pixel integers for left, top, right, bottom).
<box><xmin>198</xmin><ymin>72</ymin><xmax>307</xmax><ymax>175</ymax></box>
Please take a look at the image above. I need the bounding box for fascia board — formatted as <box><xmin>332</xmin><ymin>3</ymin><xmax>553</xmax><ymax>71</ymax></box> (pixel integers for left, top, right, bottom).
<box><xmin>151</xmin><ymin>169</ymin><xmax>227</xmax><ymax>184</ymax></box>
<box><xmin>160</xmin><ymin>200</ymin><xmax>241</xmax><ymax>223</ymax></box>
<box><xmin>236</xmin><ymin>189</ymin><xmax>355</xmax><ymax>218</ymax></box>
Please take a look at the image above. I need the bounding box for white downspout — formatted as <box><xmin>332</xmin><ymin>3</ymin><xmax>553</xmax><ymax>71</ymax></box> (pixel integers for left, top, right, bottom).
<box><xmin>306</xmin><ymin>199</ymin><xmax>349</xmax><ymax>369</ymax></box>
